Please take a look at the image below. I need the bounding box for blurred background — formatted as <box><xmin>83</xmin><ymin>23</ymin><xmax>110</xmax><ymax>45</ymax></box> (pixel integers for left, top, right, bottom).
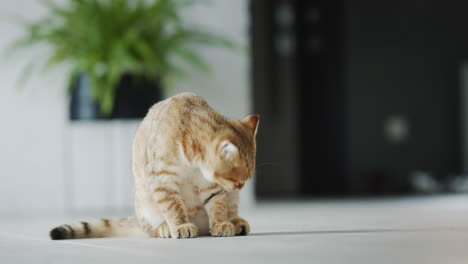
<box><xmin>0</xmin><ymin>0</ymin><xmax>250</xmax><ymax>216</ymax></box>
<box><xmin>1</xmin><ymin>0</ymin><xmax>468</xmax><ymax>217</ymax></box>
<box><xmin>253</xmin><ymin>0</ymin><xmax>468</xmax><ymax>198</ymax></box>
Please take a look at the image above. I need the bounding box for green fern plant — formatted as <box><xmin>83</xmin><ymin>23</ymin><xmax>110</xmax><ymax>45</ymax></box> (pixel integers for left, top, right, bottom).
<box><xmin>12</xmin><ymin>0</ymin><xmax>237</xmax><ymax>116</ymax></box>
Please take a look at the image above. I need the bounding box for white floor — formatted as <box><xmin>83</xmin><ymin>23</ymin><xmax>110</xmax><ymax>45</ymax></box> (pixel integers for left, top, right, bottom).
<box><xmin>1</xmin><ymin>195</ymin><xmax>467</xmax><ymax>264</ymax></box>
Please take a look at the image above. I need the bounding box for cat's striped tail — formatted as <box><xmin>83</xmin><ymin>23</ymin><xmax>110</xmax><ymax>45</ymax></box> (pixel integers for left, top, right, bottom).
<box><xmin>49</xmin><ymin>216</ymin><xmax>147</xmax><ymax>240</ymax></box>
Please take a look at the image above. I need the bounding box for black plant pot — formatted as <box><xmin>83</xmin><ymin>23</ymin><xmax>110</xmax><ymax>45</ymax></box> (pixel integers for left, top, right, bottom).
<box><xmin>69</xmin><ymin>73</ymin><xmax>163</xmax><ymax>121</ymax></box>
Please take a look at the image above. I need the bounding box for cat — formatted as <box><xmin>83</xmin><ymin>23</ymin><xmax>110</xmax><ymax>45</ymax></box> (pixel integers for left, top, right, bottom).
<box><xmin>50</xmin><ymin>92</ymin><xmax>259</xmax><ymax>239</ymax></box>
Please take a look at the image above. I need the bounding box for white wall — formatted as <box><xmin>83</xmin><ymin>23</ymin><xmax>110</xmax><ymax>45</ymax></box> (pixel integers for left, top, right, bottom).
<box><xmin>0</xmin><ymin>0</ymin><xmax>251</xmax><ymax>215</ymax></box>
<box><xmin>0</xmin><ymin>0</ymin><xmax>68</xmax><ymax>215</ymax></box>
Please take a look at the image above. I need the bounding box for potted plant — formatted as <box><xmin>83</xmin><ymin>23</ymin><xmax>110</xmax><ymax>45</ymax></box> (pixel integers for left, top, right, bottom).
<box><xmin>11</xmin><ymin>0</ymin><xmax>236</xmax><ymax>120</ymax></box>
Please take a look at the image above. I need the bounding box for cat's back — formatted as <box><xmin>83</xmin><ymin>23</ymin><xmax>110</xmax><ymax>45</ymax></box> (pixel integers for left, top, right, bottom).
<box><xmin>150</xmin><ymin>92</ymin><xmax>211</xmax><ymax>118</ymax></box>
<box><xmin>136</xmin><ymin>92</ymin><xmax>217</xmax><ymax>150</ymax></box>
<box><xmin>133</xmin><ymin>93</ymin><xmax>209</xmax><ymax>172</ymax></box>
<box><xmin>137</xmin><ymin>92</ymin><xmax>211</xmax><ymax>133</ymax></box>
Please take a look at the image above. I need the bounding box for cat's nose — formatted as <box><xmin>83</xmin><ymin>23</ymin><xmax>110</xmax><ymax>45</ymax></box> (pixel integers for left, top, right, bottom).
<box><xmin>235</xmin><ymin>182</ymin><xmax>244</xmax><ymax>189</ymax></box>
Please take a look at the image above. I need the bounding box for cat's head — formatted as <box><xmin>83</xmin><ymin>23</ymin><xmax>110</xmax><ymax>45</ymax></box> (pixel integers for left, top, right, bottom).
<box><xmin>201</xmin><ymin>114</ymin><xmax>259</xmax><ymax>191</ymax></box>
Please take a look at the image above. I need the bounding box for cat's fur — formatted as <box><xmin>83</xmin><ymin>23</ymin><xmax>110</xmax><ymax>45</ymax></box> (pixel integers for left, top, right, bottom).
<box><xmin>50</xmin><ymin>92</ymin><xmax>259</xmax><ymax>239</ymax></box>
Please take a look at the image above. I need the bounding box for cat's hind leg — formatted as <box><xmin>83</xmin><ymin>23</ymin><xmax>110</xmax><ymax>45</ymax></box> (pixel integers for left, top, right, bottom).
<box><xmin>135</xmin><ymin>195</ymin><xmax>166</xmax><ymax>237</ymax></box>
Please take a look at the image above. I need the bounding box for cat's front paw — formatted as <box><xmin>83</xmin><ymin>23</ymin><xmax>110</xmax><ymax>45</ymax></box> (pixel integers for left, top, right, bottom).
<box><xmin>173</xmin><ymin>223</ymin><xmax>198</xmax><ymax>239</ymax></box>
<box><xmin>210</xmin><ymin>221</ymin><xmax>236</xmax><ymax>237</ymax></box>
<box><xmin>155</xmin><ymin>221</ymin><xmax>171</xmax><ymax>238</ymax></box>
<box><xmin>231</xmin><ymin>217</ymin><xmax>250</xmax><ymax>236</ymax></box>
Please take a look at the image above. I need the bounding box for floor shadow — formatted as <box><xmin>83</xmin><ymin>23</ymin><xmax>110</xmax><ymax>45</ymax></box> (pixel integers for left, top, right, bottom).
<box><xmin>249</xmin><ymin>228</ymin><xmax>427</xmax><ymax>237</ymax></box>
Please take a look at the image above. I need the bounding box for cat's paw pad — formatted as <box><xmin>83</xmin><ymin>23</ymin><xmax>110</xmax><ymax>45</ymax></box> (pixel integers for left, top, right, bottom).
<box><xmin>210</xmin><ymin>221</ymin><xmax>236</xmax><ymax>237</ymax></box>
<box><xmin>155</xmin><ymin>221</ymin><xmax>171</xmax><ymax>238</ymax></box>
<box><xmin>231</xmin><ymin>217</ymin><xmax>250</xmax><ymax>236</ymax></box>
<box><xmin>173</xmin><ymin>223</ymin><xmax>198</xmax><ymax>239</ymax></box>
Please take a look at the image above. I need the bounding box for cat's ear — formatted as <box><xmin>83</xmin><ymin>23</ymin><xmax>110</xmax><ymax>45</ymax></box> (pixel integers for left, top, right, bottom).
<box><xmin>220</xmin><ymin>140</ymin><xmax>239</xmax><ymax>162</ymax></box>
<box><xmin>242</xmin><ymin>114</ymin><xmax>260</xmax><ymax>136</ymax></box>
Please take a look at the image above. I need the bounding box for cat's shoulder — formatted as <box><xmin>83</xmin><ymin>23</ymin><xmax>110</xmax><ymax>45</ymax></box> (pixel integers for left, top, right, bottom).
<box><xmin>167</xmin><ymin>92</ymin><xmax>210</xmax><ymax>108</ymax></box>
<box><xmin>146</xmin><ymin>92</ymin><xmax>211</xmax><ymax>119</ymax></box>
<box><xmin>171</xmin><ymin>92</ymin><xmax>205</xmax><ymax>102</ymax></box>
<box><xmin>173</xmin><ymin>92</ymin><xmax>201</xmax><ymax>99</ymax></box>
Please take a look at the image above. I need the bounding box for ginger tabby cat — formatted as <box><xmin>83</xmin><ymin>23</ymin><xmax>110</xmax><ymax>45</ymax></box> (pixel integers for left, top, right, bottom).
<box><xmin>50</xmin><ymin>92</ymin><xmax>259</xmax><ymax>239</ymax></box>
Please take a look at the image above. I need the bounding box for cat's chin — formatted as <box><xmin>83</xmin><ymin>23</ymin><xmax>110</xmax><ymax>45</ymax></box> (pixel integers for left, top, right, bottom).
<box><xmin>199</xmin><ymin>166</ymin><xmax>215</xmax><ymax>182</ymax></box>
<box><xmin>218</xmin><ymin>183</ymin><xmax>236</xmax><ymax>192</ymax></box>
<box><xmin>214</xmin><ymin>180</ymin><xmax>236</xmax><ymax>191</ymax></box>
